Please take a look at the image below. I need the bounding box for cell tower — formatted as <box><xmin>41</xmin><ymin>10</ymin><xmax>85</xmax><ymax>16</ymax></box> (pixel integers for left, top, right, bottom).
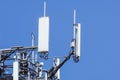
<box><xmin>0</xmin><ymin>0</ymin><xmax>81</xmax><ymax>80</ymax></box>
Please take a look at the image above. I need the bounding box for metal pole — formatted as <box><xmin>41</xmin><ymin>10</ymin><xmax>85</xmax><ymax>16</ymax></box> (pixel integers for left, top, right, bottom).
<box><xmin>53</xmin><ymin>58</ymin><xmax>60</xmax><ymax>80</ymax></box>
<box><xmin>44</xmin><ymin>0</ymin><xmax>46</xmax><ymax>16</ymax></box>
<box><xmin>31</xmin><ymin>32</ymin><xmax>35</xmax><ymax>64</ymax></box>
<box><xmin>45</xmin><ymin>72</ymin><xmax>48</xmax><ymax>80</ymax></box>
<box><xmin>74</xmin><ymin>9</ymin><xmax>76</xmax><ymax>39</ymax></box>
<box><xmin>49</xmin><ymin>50</ymin><xmax>74</xmax><ymax>79</ymax></box>
<box><xmin>31</xmin><ymin>32</ymin><xmax>35</xmax><ymax>80</ymax></box>
<box><xmin>13</xmin><ymin>54</ymin><xmax>19</xmax><ymax>80</ymax></box>
<box><xmin>28</xmin><ymin>57</ymin><xmax>31</xmax><ymax>80</ymax></box>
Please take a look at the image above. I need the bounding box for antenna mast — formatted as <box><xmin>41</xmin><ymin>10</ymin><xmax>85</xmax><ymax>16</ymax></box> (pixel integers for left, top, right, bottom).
<box><xmin>74</xmin><ymin>9</ymin><xmax>76</xmax><ymax>24</ymax></box>
<box><xmin>31</xmin><ymin>32</ymin><xmax>35</xmax><ymax>64</ymax></box>
<box><xmin>44</xmin><ymin>0</ymin><xmax>46</xmax><ymax>16</ymax></box>
<box><xmin>74</xmin><ymin>9</ymin><xmax>76</xmax><ymax>38</ymax></box>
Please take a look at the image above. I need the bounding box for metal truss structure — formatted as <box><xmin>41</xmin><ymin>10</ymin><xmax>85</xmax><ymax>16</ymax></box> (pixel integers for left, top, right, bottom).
<box><xmin>0</xmin><ymin>0</ymin><xmax>81</xmax><ymax>80</ymax></box>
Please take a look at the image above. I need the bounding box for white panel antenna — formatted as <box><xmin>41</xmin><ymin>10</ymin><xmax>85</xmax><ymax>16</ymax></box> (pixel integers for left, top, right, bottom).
<box><xmin>38</xmin><ymin>17</ymin><xmax>49</xmax><ymax>53</ymax></box>
<box><xmin>75</xmin><ymin>23</ymin><xmax>81</xmax><ymax>61</ymax></box>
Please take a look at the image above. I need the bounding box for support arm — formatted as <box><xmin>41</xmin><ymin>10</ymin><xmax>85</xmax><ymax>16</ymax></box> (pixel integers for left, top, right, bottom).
<box><xmin>48</xmin><ymin>50</ymin><xmax>74</xmax><ymax>79</ymax></box>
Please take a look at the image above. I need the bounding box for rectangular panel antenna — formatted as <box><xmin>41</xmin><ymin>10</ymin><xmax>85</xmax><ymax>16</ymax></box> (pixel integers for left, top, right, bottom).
<box><xmin>38</xmin><ymin>17</ymin><xmax>49</xmax><ymax>53</ymax></box>
<box><xmin>75</xmin><ymin>23</ymin><xmax>81</xmax><ymax>61</ymax></box>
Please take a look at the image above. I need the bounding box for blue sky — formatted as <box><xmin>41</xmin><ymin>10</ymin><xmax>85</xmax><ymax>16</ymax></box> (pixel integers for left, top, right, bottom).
<box><xmin>0</xmin><ymin>0</ymin><xmax>120</xmax><ymax>80</ymax></box>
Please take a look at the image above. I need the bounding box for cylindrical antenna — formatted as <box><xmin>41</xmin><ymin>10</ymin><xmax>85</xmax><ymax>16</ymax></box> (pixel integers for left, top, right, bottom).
<box><xmin>44</xmin><ymin>0</ymin><xmax>46</xmax><ymax>16</ymax></box>
<box><xmin>74</xmin><ymin>9</ymin><xmax>76</xmax><ymax>39</ymax></box>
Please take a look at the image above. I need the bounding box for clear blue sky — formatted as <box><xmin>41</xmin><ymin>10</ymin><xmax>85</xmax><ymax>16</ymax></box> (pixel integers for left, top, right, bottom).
<box><xmin>0</xmin><ymin>0</ymin><xmax>119</xmax><ymax>80</ymax></box>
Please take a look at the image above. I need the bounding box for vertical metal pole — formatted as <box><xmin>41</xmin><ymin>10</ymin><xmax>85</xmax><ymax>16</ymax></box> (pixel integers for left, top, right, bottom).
<box><xmin>13</xmin><ymin>61</ymin><xmax>19</xmax><ymax>80</ymax></box>
<box><xmin>74</xmin><ymin>9</ymin><xmax>76</xmax><ymax>39</ymax></box>
<box><xmin>44</xmin><ymin>72</ymin><xmax>48</xmax><ymax>80</ymax></box>
<box><xmin>0</xmin><ymin>52</ymin><xmax>1</xmax><ymax>61</ymax></box>
<box><xmin>53</xmin><ymin>58</ymin><xmax>60</xmax><ymax>80</ymax></box>
<box><xmin>39</xmin><ymin>62</ymin><xmax>44</xmax><ymax>79</ymax></box>
<box><xmin>35</xmin><ymin>54</ymin><xmax>38</xmax><ymax>62</ymax></box>
<box><xmin>28</xmin><ymin>57</ymin><xmax>31</xmax><ymax>80</ymax></box>
<box><xmin>44</xmin><ymin>0</ymin><xmax>46</xmax><ymax>16</ymax></box>
<box><xmin>13</xmin><ymin>54</ymin><xmax>19</xmax><ymax>80</ymax></box>
<box><xmin>31</xmin><ymin>32</ymin><xmax>35</xmax><ymax>64</ymax></box>
<box><xmin>35</xmin><ymin>54</ymin><xmax>38</xmax><ymax>80</ymax></box>
<box><xmin>74</xmin><ymin>9</ymin><xmax>76</xmax><ymax>25</ymax></box>
<box><xmin>36</xmin><ymin>62</ymin><xmax>39</xmax><ymax>80</ymax></box>
<box><xmin>31</xmin><ymin>32</ymin><xmax>35</xmax><ymax>80</ymax></box>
